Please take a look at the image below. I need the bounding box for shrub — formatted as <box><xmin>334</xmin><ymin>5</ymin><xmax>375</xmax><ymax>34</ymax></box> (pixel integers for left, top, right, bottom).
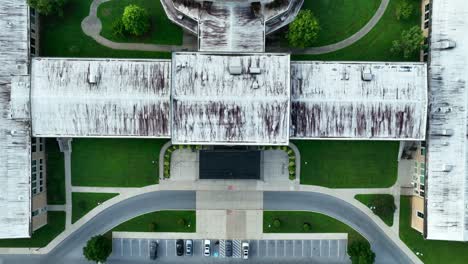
<box><xmin>287</xmin><ymin>10</ymin><xmax>320</xmax><ymax>48</ymax></box>
<box><xmin>122</xmin><ymin>4</ymin><xmax>150</xmax><ymax>36</ymax></box>
<box><xmin>177</xmin><ymin>218</ymin><xmax>186</xmax><ymax>227</ymax></box>
<box><xmin>112</xmin><ymin>19</ymin><xmax>126</xmax><ymax>38</ymax></box>
<box><xmin>28</xmin><ymin>0</ymin><xmax>68</xmax><ymax>16</ymax></box>
<box><xmin>303</xmin><ymin>223</ymin><xmax>311</xmax><ymax>231</ymax></box>
<box><xmin>391</xmin><ymin>26</ymin><xmax>424</xmax><ymax>58</ymax></box>
<box><xmin>149</xmin><ymin>222</ymin><xmax>157</xmax><ymax>232</ymax></box>
<box><xmin>273</xmin><ymin>218</ymin><xmax>281</xmax><ymax>228</ymax></box>
<box><xmin>83</xmin><ymin>235</ymin><xmax>112</xmax><ymax>263</ymax></box>
<box><xmin>348</xmin><ymin>241</ymin><xmax>375</xmax><ymax>264</ymax></box>
<box><xmin>395</xmin><ymin>0</ymin><xmax>413</xmax><ymax>20</ymax></box>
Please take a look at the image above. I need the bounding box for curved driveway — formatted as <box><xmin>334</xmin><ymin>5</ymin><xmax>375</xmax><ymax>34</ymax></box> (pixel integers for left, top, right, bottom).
<box><xmin>1</xmin><ymin>191</ymin><xmax>413</xmax><ymax>263</ymax></box>
<box><xmin>264</xmin><ymin>192</ymin><xmax>412</xmax><ymax>264</ymax></box>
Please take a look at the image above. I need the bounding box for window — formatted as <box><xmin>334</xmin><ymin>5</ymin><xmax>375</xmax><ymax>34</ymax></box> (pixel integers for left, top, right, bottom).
<box><xmin>423</xmin><ymin>54</ymin><xmax>428</xmax><ymax>62</ymax></box>
<box><xmin>425</xmin><ymin>12</ymin><xmax>430</xmax><ymax>20</ymax></box>
<box><xmin>425</xmin><ymin>3</ymin><xmax>430</xmax><ymax>12</ymax></box>
<box><xmin>31</xmin><ymin>47</ymin><xmax>36</xmax><ymax>55</ymax></box>
<box><xmin>424</xmin><ymin>21</ymin><xmax>430</xmax><ymax>29</ymax></box>
<box><xmin>32</xmin><ymin>144</ymin><xmax>36</xmax><ymax>153</ymax></box>
<box><xmin>417</xmin><ymin>211</ymin><xmax>424</xmax><ymax>218</ymax></box>
<box><xmin>31</xmin><ymin>28</ymin><xmax>35</xmax><ymax>34</ymax></box>
<box><xmin>32</xmin><ymin>210</ymin><xmax>39</xmax><ymax>217</ymax></box>
<box><xmin>31</xmin><ymin>38</ymin><xmax>35</xmax><ymax>46</ymax></box>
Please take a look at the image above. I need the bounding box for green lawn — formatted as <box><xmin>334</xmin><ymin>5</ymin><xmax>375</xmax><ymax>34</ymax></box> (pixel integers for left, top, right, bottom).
<box><xmin>293</xmin><ymin>0</ymin><xmax>422</xmax><ymax>61</ymax></box>
<box><xmin>399</xmin><ymin>196</ymin><xmax>468</xmax><ymax>264</ymax></box>
<box><xmin>40</xmin><ymin>0</ymin><xmax>170</xmax><ymax>58</ymax></box>
<box><xmin>72</xmin><ymin>192</ymin><xmax>119</xmax><ymax>223</ymax></box>
<box><xmin>46</xmin><ymin>139</ymin><xmax>65</xmax><ymax>205</ymax></box>
<box><xmin>355</xmin><ymin>194</ymin><xmax>395</xmax><ymax>226</ymax></box>
<box><xmin>264</xmin><ymin>211</ymin><xmax>367</xmax><ymax>246</ymax></box>
<box><xmin>98</xmin><ymin>0</ymin><xmax>183</xmax><ymax>45</ymax></box>
<box><xmin>294</xmin><ymin>140</ymin><xmax>399</xmax><ymax>188</ymax></box>
<box><xmin>0</xmin><ymin>212</ymin><xmax>65</xmax><ymax>248</ymax></box>
<box><xmin>113</xmin><ymin>211</ymin><xmax>196</xmax><ymax>232</ymax></box>
<box><xmin>71</xmin><ymin>138</ymin><xmax>168</xmax><ymax>187</ymax></box>
<box><xmin>300</xmin><ymin>0</ymin><xmax>380</xmax><ymax>46</ymax></box>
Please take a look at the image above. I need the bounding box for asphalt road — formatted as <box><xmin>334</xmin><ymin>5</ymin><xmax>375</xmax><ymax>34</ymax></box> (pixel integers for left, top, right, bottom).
<box><xmin>0</xmin><ymin>191</ymin><xmax>413</xmax><ymax>264</ymax></box>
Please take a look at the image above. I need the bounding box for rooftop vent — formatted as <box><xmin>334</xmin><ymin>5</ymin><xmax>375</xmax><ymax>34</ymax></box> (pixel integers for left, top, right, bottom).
<box><xmin>361</xmin><ymin>67</ymin><xmax>373</xmax><ymax>81</ymax></box>
<box><xmin>88</xmin><ymin>73</ymin><xmax>97</xmax><ymax>84</ymax></box>
<box><xmin>432</xmin><ymin>129</ymin><xmax>454</xmax><ymax>136</ymax></box>
<box><xmin>433</xmin><ymin>39</ymin><xmax>456</xmax><ymax>50</ymax></box>
<box><xmin>229</xmin><ymin>58</ymin><xmax>242</xmax><ymax>75</ymax></box>
<box><xmin>441</xmin><ymin>164</ymin><xmax>453</xmax><ymax>172</ymax></box>
<box><xmin>249</xmin><ymin>67</ymin><xmax>261</xmax><ymax>74</ymax></box>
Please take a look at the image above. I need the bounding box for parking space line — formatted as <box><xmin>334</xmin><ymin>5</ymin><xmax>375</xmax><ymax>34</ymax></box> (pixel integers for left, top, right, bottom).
<box><xmin>147</xmin><ymin>240</ymin><xmax>150</xmax><ymax>257</ymax></box>
<box><xmin>310</xmin><ymin>240</ymin><xmax>313</xmax><ymax>257</ymax></box>
<box><xmin>120</xmin><ymin>238</ymin><xmax>123</xmax><ymax>256</ymax></box>
<box><xmin>337</xmin><ymin>240</ymin><xmax>340</xmax><ymax>257</ymax></box>
<box><xmin>292</xmin><ymin>240</ymin><xmax>295</xmax><ymax>257</ymax></box>
<box><xmin>165</xmin><ymin>240</ymin><xmax>168</xmax><ymax>256</ymax></box>
<box><xmin>257</xmin><ymin>240</ymin><xmax>260</xmax><ymax>257</ymax></box>
<box><xmin>329</xmin><ymin>240</ymin><xmax>331</xmax><ymax>257</ymax></box>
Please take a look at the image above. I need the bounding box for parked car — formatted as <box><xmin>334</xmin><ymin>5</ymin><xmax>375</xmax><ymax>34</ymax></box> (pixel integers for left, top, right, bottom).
<box><xmin>204</xmin><ymin>239</ymin><xmax>211</xmax><ymax>257</ymax></box>
<box><xmin>185</xmin><ymin>239</ymin><xmax>193</xmax><ymax>256</ymax></box>
<box><xmin>242</xmin><ymin>241</ymin><xmax>249</xmax><ymax>259</ymax></box>
<box><xmin>176</xmin><ymin>239</ymin><xmax>184</xmax><ymax>256</ymax></box>
<box><xmin>225</xmin><ymin>240</ymin><xmax>233</xmax><ymax>257</ymax></box>
<box><xmin>149</xmin><ymin>241</ymin><xmax>158</xmax><ymax>260</ymax></box>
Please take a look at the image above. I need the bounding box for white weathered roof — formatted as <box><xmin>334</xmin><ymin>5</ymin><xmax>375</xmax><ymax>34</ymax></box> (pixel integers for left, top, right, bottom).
<box><xmin>171</xmin><ymin>52</ymin><xmax>290</xmax><ymax>145</ymax></box>
<box><xmin>0</xmin><ymin>0</ymin><xmax>31</xmax><ymax>238</ymax></box>
<box><xmin>290</xmin><ymin>61</ymin><xmax>427</xmax><ymax>140</ymax></box>
<box><xmin>31</xmin><ymin>58</ymin><xmax>172</xmax><ymax>138</ymax></box>
<box><xmin>426</xmin><ymin>0</ymin><xmax>468</xmax><ymax>241</ymax></box>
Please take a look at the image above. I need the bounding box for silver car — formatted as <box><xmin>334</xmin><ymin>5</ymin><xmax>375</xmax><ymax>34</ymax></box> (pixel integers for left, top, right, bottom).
<box><xmin>186</xmin><ymin>239</ymin><xmax>193</xmax><ymax>256</ymax></box>
<box><xmin>204</xmin><ymin>240</ymin><xmax>211</xmax><ymax>257</ymax></box>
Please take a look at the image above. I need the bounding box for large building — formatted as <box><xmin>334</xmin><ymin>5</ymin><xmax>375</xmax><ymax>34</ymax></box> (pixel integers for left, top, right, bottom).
<box><xmin>0</xmin><ymin>0</ymin><xmax>465</xmax><ymax>243</ymax></box>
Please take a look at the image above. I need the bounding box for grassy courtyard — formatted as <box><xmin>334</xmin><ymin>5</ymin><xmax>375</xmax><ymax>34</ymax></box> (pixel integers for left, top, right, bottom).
<box><xmin>72</xmin><ymin>192</ymin><xmax>119</xmax><ymax>223</ymax></box>
<box><xmin>264</xmin><ymin>211</ymin><xmax>367</xmax><ymax>246</ymax></box>
<box><xmin>399</xmin><ymin>196</ymin><xmax>468</xmax><ymax>264</ymax></box>
<box><xmin>355</xmin><ymin>194</ymin><xmax>395</xmax><ymax>226</ymax></box>
<box><xmin>98</xmin><ymin>0</ymin><xmax>183</xmax><ymax>45</ymax></box>
<box><xmin>46</xmin><ymin>139</ymin><xmax>66</xmax><ymax>205</ymax></box>
<box><xmin>0</xmin><ymin>212</ymin><xmax>65</xmax><ymax>248</ymax></box>
<box><xmin>300</xmin><ymin>0</ymin><xmax>380</xmax><ymax>46</ymax></box>
<box><xmin>40</xmin><ymin>0</ymin><xmax>171</xmax><ymax>58</ymax></box>
<box><xmin>293</xmin><ymin>0</ymin><xmax>422</xmax><ymax>61</ymax></box>
<box><xmin>71</xmin><ymin>138</ymin><xmax>168</xmax><ymax>187</ymax></box>
<box><xmin>294</xmin><ymin>140</ymin><xmax>399</xmax><ymax>188</ymax></box>
<box><xmin>113</xmin><ymin>211</ymin><xmax>196</xmax><ymax>232</ymax></box>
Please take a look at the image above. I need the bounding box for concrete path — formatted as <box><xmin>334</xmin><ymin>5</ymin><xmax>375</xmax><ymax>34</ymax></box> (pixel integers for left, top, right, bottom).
<box><xmin>83</xmin><ymin>0</ymin><xmax>389</xmax><ymax>55</ymax></box>
<box><xmin>47</xmin><ymin>205</ymin><xmax>65</xmax><ymax>211</ymax></box>
<box><xmin>71</xmin><ymin>186</ymin><xmax>139</xmax><ymax>193</ymax></box>
<box><xmin>64</xmin><ymin>151</ymin><xmax>72</xmax><ymax>228</ymax></box>
<box><xmin>81</xmin><ymin>0</ymin><xmax>194</xmax><ymax>52</ymax></box>
<box><xmin>267</xmin><ymin>0</ymin><xmax>390</xmax><ymax>54</ymax></box>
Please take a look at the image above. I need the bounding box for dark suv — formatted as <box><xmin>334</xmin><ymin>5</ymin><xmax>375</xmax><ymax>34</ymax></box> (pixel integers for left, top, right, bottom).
<box><xmin>225</xmin><ymin>240</ymin><xmax>233</xmax><ymax>257</ymax></box>
<box><xmin>149</xmin><ymin>241</ymin><xmax>158</xmax><ymax>260</ymax></box>
<box><xmin>176</xmin><ymin>239</ymin><xmax>184</xmax><ymax>256</ymax></box>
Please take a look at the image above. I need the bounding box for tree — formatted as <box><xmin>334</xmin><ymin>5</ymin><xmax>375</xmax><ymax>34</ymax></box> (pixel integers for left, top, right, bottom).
<box><xmin>122</xmin><ymin>4</ymin><xmax>150</xmax><ymax>36</ymax></box>
<box><xmin>287</xmin><ymin>10</ymin><xmax>320</xmax><ymax>48</ymax></box>
<box><xmin>391</xmin><ymin>26</ymin><xmax>424</xmax><ymax>59</ymax></box>
<box><xmin>348</xmin><ymin>241</ymin><xmax>376</xmax><ymax>264</ymax></box>
<box><xmin>83</xmin><ymin>235</ymin><xmax>112</xmax><ymax>263</ymax></box>
<box><xmin>395</xmin><ymin>0</ymin><xmax>413</xmax><ymax>20</ymax></box>
<box><xmin>28</xmin><ymin>0</ymin><xmax>68</xmax><ymax>16</ymax></box>
<box><xmin>273</xmin><ymin>219</ymin><xmax>281</xmax><ymax>228</ymax></box>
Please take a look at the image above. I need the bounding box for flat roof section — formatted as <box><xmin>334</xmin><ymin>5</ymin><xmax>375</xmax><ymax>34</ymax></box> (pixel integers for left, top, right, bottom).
<box><xmin>199</xmin><ymin>150</ymin><xmax>261</xmax><ymax>180</ymax></box>
<box><xmin>290</xmin><ymin>61</ymin><xmax>428</xmax><ymax>140</ymax></box>
<box><xmin>171</xmin><ymin>52</ymin><xmax>291</xmax><ymax>145</ymax></box>
<box><xmin>31</xmin><ymin>58</ymin><xmax>172</xmax><ymax>138</ymax></box>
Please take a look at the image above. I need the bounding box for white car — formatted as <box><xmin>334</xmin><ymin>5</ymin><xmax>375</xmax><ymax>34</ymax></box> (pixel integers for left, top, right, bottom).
<box><xmin>242</xmin><ymin>241</ymin><xmax>249</xmax><ymax>259</ymax></box>
<box><xmin>203</xmin><ymin>239</ymin><xmax>211</xmax><ymax>257</ymax></box>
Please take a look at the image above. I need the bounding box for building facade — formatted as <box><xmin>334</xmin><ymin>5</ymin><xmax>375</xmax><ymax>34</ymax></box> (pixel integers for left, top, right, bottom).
<box><xmin>31</xmin><ymin>137</ymin><xmax>47</xmax><ymax>231</ymax></box>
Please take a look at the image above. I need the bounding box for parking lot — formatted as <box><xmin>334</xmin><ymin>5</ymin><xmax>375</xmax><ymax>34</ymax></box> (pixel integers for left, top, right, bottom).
<box><xmin>109</xmin><ymin>238</ymin><xmax>347</xmax><ymax>261</ymax></box>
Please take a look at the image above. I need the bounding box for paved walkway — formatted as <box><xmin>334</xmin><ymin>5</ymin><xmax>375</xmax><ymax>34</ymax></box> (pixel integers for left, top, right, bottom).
<box><xmin>267</xmin><ymin>0</ymin><xmax>390</xmax><ymax>54</ymax></box>
<box><xmin>64</xmin><ymin>151</ymin><xmax>72</xmax><ymax>228</ymax></box>
<box><xmin>83</xmin><ymin>0</ymin><xmax>389</xmax><ymax>55</ymax></box>
<box><xmin>47</xmin><ymin>205</ymin><xmax>65</xmax><ymax>211</ymax></box>
<box><xmin>82</xmin><ymin>0</ymin><xmax>194</xmax><ymax>52</ymax></box>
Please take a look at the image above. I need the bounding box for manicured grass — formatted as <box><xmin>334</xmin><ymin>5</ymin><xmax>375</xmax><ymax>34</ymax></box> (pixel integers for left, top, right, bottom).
<box><xmin>98</xmin><ymin>0</ymin><xmax>183</xmax><ymax>45</ymax></box>
<box><xmin>355</xmin><ymin>194</ymin><xmax>395</xmax><ymax>226</ymax></box>
<box><xmin>46</xmin><ymin>139</ymin><xmax>65</xmax><ymax>205</ymax></box>
<box><xmin>113</xmin><ymin>211</ymin><xmax>196</xmax><ymax>232</ymax></box>
<box><xmin>0</xmin><ymin>212</ymin><xmax>65</xmax><ymax>248</ymax></box>
<box><xmin>40</xmin><ymin>0</ymin><xmax>170</xmax><ymax>58</ymax></box>
<box><xmin>301</xmin><ymin>0</ymin><xmax>380</xmax><ymax>46</ymax></box>
<box><xmin>399</xmin><ymin>196</ymin><xmax>468</xmax><ymax>264</ymax></box>
<box><xmin>293</xmin><ymin>0</ymin><xmax>422</xmax><ymax>61</ymax></box>
<box><xmin>72</xmin><ymin>192</ymin><xmax>119</xmax><ymax>223</ymax></box>
<box><xmin>264</xmin><ymin>211</ymin><xmax>367</xmax><ymax>246</ymax></box>
<box><xmin>294</xmin><ymin>140</ymin><xmax>399</xmax><ymax>188</ymax></box>
<box><xmin>71</xmin><ymin>138</ymin><xmax>168</xmax><ymax>187</ymax></box>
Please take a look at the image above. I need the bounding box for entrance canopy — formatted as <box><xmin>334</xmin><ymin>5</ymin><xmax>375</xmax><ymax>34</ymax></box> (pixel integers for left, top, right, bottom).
<box><xmin>199</xmin><ymin>150</ymin><xmax>261</xmax><ymax>179</ymax></box>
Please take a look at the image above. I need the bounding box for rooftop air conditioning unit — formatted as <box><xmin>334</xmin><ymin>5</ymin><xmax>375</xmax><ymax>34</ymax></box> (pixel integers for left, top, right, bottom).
<box><xmin>249</xmin><ymin>67</ymin><xmax>261</xmax><ymax>74</ymax></box>
<box><xmin>441</xmin><ymin>164</ymin><xmax>453</xmax><ymax>172</ymax></box>
<box><xmin>229</xmin><ymin>58</ymin><xmax>242</xmax><ymax>75</ymax></box>
<box><xmin>433</xmin><ymin>39</ymin><xmax>456</xmax><ymax>50</ymax></box>
<box><xmin>361</xmin><ymin>67</ymin><xmax>373</xmax><ymax>81</ymax></box>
